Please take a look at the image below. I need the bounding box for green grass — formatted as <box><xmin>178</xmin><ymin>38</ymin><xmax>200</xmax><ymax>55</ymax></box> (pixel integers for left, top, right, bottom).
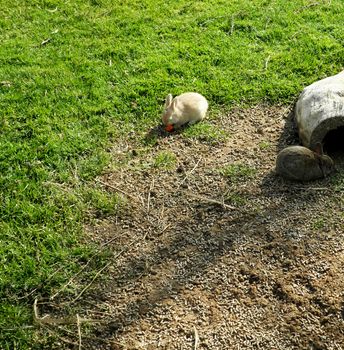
<box><xmin>153</xmin><ymin>151</ymin><xmax>177</xmax><ymax>169</ymax></box>
<box><xmin>259</xmin><ymin>140</ymin><xmax>272</xmax><ymax>150</ymax></box>
<box><xmin>220</xmin><ymin>163</ymin><xmax>257</xmax><ymax>182</ymax></box>
<box><xmin>312</xmin><ymin>217</ymin><xmax>327</xmax><ymax>230</ymax></box>
<box><xmin>0</xmin><ymin>0</ymin><xmax>343</xmax><ymax>347</ymax></box>
<box><xmin>329</xmin><ymin>170</ymin><xmax>344</xmax><ymax>192</ymax></box>
<box><xmin>225</xmin><ymin>192</ymin><xmax>248</xmax><ymax>206</ymax></box>
<box><xmin>182</xmin><ymin>122</ymin><xmax>228</xmax><ymax>143</ymax></box>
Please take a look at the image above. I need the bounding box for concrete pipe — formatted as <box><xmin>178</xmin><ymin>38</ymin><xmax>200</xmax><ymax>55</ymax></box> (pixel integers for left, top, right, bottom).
<box><xmin>295</xmin><ymin>70</ymin><xmax>344</xmax><ymax>150</ymax></box>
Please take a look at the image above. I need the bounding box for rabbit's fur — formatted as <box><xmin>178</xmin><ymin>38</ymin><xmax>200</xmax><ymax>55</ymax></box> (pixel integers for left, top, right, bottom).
<box><xmin>162</xmin><ymin>92</ymin><xmax>208</xmax><ymax>128</ymax></box>
<box><xmin>276</xmin><ymin>144</ymin><xmax>334</xmax><ymax>181</ymax></box>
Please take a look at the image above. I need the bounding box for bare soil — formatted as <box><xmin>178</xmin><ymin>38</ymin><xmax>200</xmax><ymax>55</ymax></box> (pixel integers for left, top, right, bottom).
<box><xmin>48</xmin><ymin>106</ymin><xmax>344</xmax><ymax>349</ymax></box>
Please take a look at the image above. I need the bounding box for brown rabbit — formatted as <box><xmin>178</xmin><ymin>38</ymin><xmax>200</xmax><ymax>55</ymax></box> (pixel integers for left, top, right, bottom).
<box><xmin>276</xmin><ymin>144</ymin><xmax>334</xmax><ymax>181</ymax></box>
<box><xmin>162</xmin><ymin>92</ymin><xmax>208</xmax><ymax>131</ymax></box>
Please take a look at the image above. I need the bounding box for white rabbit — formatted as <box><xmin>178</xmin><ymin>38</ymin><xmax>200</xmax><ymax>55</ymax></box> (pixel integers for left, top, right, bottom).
<box><xmin>275</xmin><ymin>144</ymin><xmax>334</xmax><ymax>181</ymax></box>
<box><xmin>162</xmin><ymin>92</ymin><xmax>208</xmax><ymax>131</ymax></box>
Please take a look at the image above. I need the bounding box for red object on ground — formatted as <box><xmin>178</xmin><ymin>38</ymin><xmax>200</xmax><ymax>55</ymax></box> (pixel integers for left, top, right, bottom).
<box><xmin>165</xmin><ymin>124</ymin><xmax>174</xmax><ymax>132</ymax></box>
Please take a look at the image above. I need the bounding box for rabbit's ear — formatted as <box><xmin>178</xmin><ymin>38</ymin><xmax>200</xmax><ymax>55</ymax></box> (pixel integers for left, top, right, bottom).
<box><xmin>314</xmin><ymin>142</ymin><xmax>324</xmax><ymax>155</ymax></box>
<box><xmin>171</xmin><ymin>97</ymin><xmax>178</xmax><ymax>110</ymax></box>
<box><xmin>165</xmin><ymin>94</ymin><xmax>173</xmax><ymax>108</ymax></box>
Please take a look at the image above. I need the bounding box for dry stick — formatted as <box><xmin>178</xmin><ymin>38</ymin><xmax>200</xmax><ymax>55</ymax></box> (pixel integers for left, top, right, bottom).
<box><xmin>52</xmin><ymin>335</ymin><xmax>78</xmax><ymax>347</ymax></box>
<box><xmin>193</xmin><ymin>326</ymin><xmax>200</xmax><ymax>350</ymax></box>
<box><xmin>34</xmin><ymin>298</ymin><xmax>98</xmax><ymax>326</ymax></box>
<box><xmin>177</xmin><ymin>158</ymin><xmax>202</xmax><ymax>190</ymax></box>
<box><xmin>34</xmin><ymin>297</ymin><xmax>72</xmax><ymax>325</ymax></box>
<box><xmin>186</xmin><ymin>192</ymin><xmax>236</xmax><ymax>210</ymax></box>
<box><xmin>49</xmin><ymin>320</ymin><xmax>123</xmax><ymax>346</ymax></box>
<box><xmin>158</xmin><ymin>223</ymin><xmax>172</xmax><ymax>235</ymax></box>
<box><xmin>96</xmin><ymin>179</ymin><xmax>142</xmax><ymax>204</ymax></box>
<box><xmin>52</xmin><ymin>328</ymin><xmax>123</xmax><ymax>347</ymax></box>
<box><xmin>77</xmin><ymin>314</ymin><xmax>82</xmax><ymax>350</ymax></box>
<box><xmin>300</xmin><ymin>187</ymin><xmax>330</xmax><ymax>191</ymax></box>
<box><xmin>18</xmin><ymin>265</ymin><xmax>65</xmax><ymax>300</ymax></box>
<box><xmin>71</xmin><ymin>258</ymin><xmax>125</xmax><ymax>305</ymax></box>
<box><xmin>50</xmin><ymin>235</ymin><xmax>119</xmax><ymax>300</ymax></box>
<box><xmin>34</xmin><ymin>297</ymin><xmax>46</xmax><ymax>323</ymax></box>
<box><xmin>147</xmin><ymin>177</ymin><xmax>155</xmax><ymax>213</ymax></box>
<box><xmin>45</xmin><ymin>324</ymin><xmax>80</xmax><ymax>347</ymax></box>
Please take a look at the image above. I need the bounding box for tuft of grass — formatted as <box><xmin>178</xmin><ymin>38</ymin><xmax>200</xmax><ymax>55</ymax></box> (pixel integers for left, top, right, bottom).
<box><xmin>153</xmin><ymin>151</ymin><xmax>177</xmax><ymax>170</ymax></box>
<box><xmin>259</xmin><ymin>140</ymin><xmax>272</xmax><ymax>150</ymax></box>
<box><xmin>225</xmin><ymin>192</ymin><xmax>248</xmax><ymax>206</ymax></box>
<box><xmin>329</xmin><ymin>171</ymin><xmax>344</xmax><ymax>192</ymax></box>
<box><xmin>220</xmin><ymin>163</ymin><xmax>257</xmax><ymax>182</ymax></box>
<box><xmin>312</xmin><ymin>217</ymin><xmax>327</xmax><ymax>230</ymax></box>
<box><xmin>83</xmin><ymin>186</ymin><xmax>127</xmax><ymax>217</ymax></box>
<box><xmin>182</xmin><ymin>122</ymin><xmax>228</xmax><ymax>143</ymax></box>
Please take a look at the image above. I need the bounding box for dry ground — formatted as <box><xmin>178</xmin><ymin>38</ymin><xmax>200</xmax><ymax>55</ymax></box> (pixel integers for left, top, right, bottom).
<box><xmin>44</xmin><ymin>106</ymin><xmax>344</xmax><ymax>349</ymax></box>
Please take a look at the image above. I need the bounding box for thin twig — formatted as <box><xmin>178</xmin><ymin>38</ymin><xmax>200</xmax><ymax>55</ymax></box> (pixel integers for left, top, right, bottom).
<box><xmin>72</xmin><ymin>233</ymin><xmax>146</xmax><ymax>303</ymax></box>
<box><xmin>299</xmin><ymin>187</ymin><xmax>329</xmax><ymax>191</ymax></box>
<box><xmin>158</xmin><ymin>223</ymin><xmax>172</xmax><ymax>235</ymax></box>
<box><xmin>77</xmin><ymin>314</ymin><xmax>82</xmax><ymax>350</ymax></box>
<box><xmin>34</xmin><ymin>298</ymin><xmax>97</xmax><ymax>326</ymax></box>
<box><xmin>72</xmin><ymin>262</ymin><xmax>112</xmax><ymax>303</ymax></box>
<box><xmin>147</xmin><ymin>177</ymin><xmax>155</xmax><ymax>213</ymax></box>
<box><xmin>45</xmin><ymin>325</ymin><xmax>79</xmax><ymax>346</ymax></box>
<box><xmin>96</xmin><ymin>179</ymin><xmax>142</xmax><ymax>204</ymax></box>
<box><xmin>177</xmin><ymin>158</ymin><xmax>202</xmax><ymax>190</ymax></box>
<box><xmin>48</xmin><ymin>323</ymin><xmax>123</xmax><ymax>346</ymax></box>
<box><xmin>34</xmin><ymin>297</ymin><xmax>69</xmax><ymax>325</ymax></box>
<box><xmin>186</xmin><ymin>192</ymin><xmax>236</xmax><ymax>210</ymax></box>
<box><xmin>18</xmin><ymin>265</ymin><xmax>65</xmax><ymax>300</ymax></box>
<box><xmin>193</xmin><ymin>326</ymin><xmax>200</xmax><ymax>350</ymax></box>
<box><xmin>50</xmin><ymin>236</ymin><xmax>119</xmax><ymax>300</ymax></box>
<box><xmin>34</xmin><ymin>297</ymin><xmax>45</xmax><ymax>322</ymax></box>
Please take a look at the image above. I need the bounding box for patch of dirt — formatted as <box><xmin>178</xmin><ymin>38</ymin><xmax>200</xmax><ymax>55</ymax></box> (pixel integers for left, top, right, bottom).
<box><xmin>51</xmin><ymin>106</ymin><xmax>344</xmax><ymax>349</ymax></box>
